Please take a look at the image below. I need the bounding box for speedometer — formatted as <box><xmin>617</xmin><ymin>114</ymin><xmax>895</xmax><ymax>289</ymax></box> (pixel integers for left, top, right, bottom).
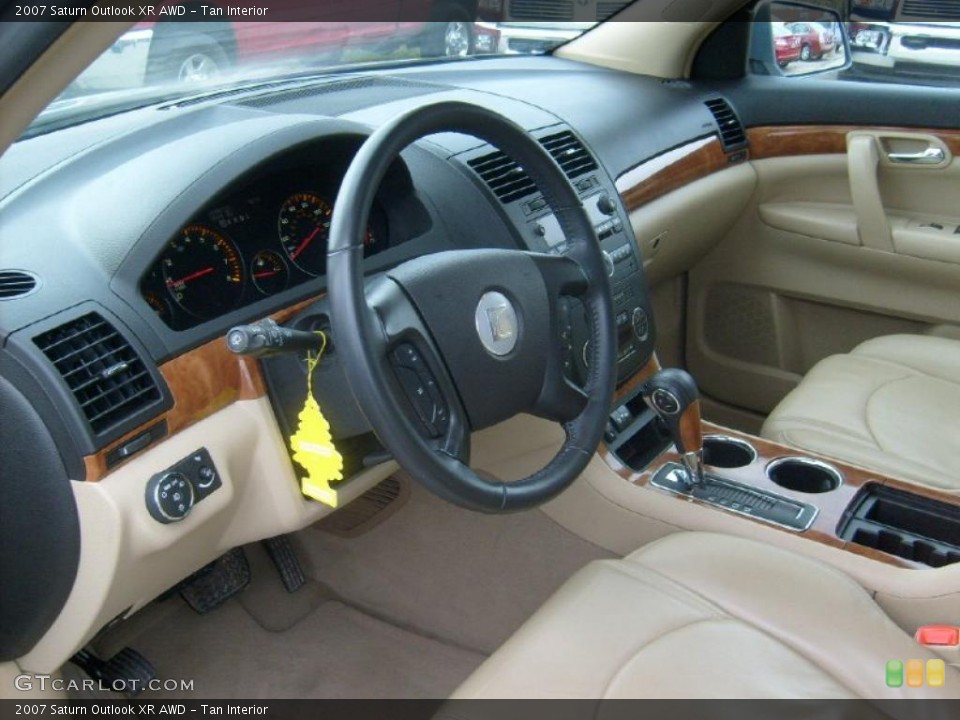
<box><xmin>161</xmin><ymin>224</ymin><xmax>244</xmax><ymax>320</ymax></box>
<box><xmin>278</xmin><ymin>192</ymin><xmax>332</xmax><ymax>276</ymax></box>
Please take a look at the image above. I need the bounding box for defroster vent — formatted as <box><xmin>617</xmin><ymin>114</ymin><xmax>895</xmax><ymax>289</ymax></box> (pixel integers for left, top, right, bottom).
<box><xmin>34</xmin><ymin>313</ymin><xmax>161</xmax><ymax>435</ymax></box>
<box><xmin>0</xmin><ymin>270</ymin><xmax>38</xmax><ymax>300</ymax></box>
<box><xmin>704</xmin><ymin>98</ymin><xmax>747</xmax><ymax>151</ymax></box>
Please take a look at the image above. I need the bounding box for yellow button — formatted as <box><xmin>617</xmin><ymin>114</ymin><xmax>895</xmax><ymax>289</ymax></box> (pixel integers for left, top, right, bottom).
<box><xmin>906</xmin><ymin>659</ymin><xmax>924</xmax><ymax>688</ymax></box>
<box><xmin>927</xmin><ymin>659</ymin><xmax>946</xmax><ymax>688</ymax></box>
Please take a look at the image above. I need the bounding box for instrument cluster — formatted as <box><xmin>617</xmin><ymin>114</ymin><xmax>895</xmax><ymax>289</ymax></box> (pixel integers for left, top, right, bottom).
<box><xmin>139</xmin><ymin>167</ymin><xmax>391</xmax><ymax>331</ymax></box>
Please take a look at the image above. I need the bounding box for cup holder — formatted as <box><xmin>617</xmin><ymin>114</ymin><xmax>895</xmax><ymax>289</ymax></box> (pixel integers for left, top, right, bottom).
<box><xmin>767</xmin><ymin>457</ymin><xmax>843</xmax><ymax>494</ymax></box>
<box><xmin>702</xmin><ymin>435</ymin><xmax>757</xmax><ymax>469</ymax></box>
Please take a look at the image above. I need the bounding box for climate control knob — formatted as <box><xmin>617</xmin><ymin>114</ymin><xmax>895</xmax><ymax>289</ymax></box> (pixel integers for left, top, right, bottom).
<box><xmin>145</xmin><ymin>471</ymin><xmax>195</xmax><ymax>524</ymax></box>
<box><xmin>632</xmin><ymin>307</ymin><xmax>650</xmax><ymax>341</ymax></box>
<box><xmin>602</xmin><ymin>251</ymin><xmax>615</xmax><ymax>277</ymax></box>
<box><xmin>596</xmin><ymin>193</ymin><xmax>617</xmax><ymax>216</ymax></box>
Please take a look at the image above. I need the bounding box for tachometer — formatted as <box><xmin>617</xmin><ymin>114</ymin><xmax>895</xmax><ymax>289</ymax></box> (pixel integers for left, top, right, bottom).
<box><xmin>278</xmin><ymin>192</ymin><xmax>332</xmax><ymax>276</ymax></box>
<box><xmin>161</xmin><ymin>224</ymin><xmax>244</xmax><ymax>320</ymax></box>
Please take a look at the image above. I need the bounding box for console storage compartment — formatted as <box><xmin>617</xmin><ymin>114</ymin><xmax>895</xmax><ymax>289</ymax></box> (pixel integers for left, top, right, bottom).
<box><xmin>838</xmin><ymin>484</ymin><xmax>960</xmax><ymax>568</ymax></box>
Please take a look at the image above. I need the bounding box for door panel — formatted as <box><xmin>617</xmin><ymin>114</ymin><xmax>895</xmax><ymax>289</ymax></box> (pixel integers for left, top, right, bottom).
<box><xmin>687</xmin><ymin>128</ymin><xmax>960</xmax><ymax>416</ymax></box>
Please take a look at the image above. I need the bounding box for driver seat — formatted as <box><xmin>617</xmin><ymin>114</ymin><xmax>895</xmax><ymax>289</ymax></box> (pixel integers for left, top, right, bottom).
<box><xmin>451</xmin><ymin>533</ymin><xmax>959</xmax><ymax>698</ymax></box>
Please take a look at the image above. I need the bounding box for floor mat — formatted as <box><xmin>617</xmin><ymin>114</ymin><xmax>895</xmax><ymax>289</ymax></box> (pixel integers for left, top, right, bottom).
<box><xmin>295</xmin><ymin>479</ymin><xmax>615</xmax><ymax>654</ymax></box>
<box><xmin>134</xmin><ymin>598</ymin><xmax>484</xmax><ymax>699</ymax></box>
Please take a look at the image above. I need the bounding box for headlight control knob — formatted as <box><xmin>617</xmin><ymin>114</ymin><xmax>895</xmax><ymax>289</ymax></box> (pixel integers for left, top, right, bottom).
<box><xmin>146</xmin><ymin>471</ymin><xmax>195</xmax><ymax>524</ymax></box>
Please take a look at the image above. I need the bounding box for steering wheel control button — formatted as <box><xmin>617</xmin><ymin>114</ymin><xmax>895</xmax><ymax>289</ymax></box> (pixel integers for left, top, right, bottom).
<box><xmin>474</xmin><ymin>291</ymin><xmax>519</xmax><ymax>357</ymax></box>
<box><xmin>651</xmin><ymin>388</ymin><xmax>681</xmax><ymax>415</ymax></box>
<box><xmin>144</xmin><ymin>447</ymin><xmax>221</xmax><ymax>522</ymax></box>
<box><xmin>146</xmin><ymin>472</ymin><xmax>195</xmax><ymax>524</ymax></box>
<box><xmin>391</xmin><ymin>344</ymin><xmax>449</xmax><ymax>438</ymax></box>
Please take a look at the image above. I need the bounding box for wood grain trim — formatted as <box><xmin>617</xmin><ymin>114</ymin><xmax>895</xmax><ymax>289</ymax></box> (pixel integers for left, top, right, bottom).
<box><xmin>748</xmin><ymin>125</ymin><xmax>960</xmax><ymax>160</ymax></box>
<box><xmin>616</xmin><ymin>137</ymin><xmax>735</xmax><ymax>212</ymax></box>
<box><xmin>615</xmin><ymin>354</ymin><xmax>661</xmax><ymax>401</ymax></box>
<box><xmin>677</xmin><ymin>400</ymin><xmax>702</xmax><ymax>455</ymax></box>
<box><xmin>601</xmin><ymin>419</ymin><xmax>960</xmax><ymax>570</ymax></box>
<box><xmin>615</xmin><ymin>126</ymin><xmax>960</xmax><ymax>216</ymax></box>
<box><xmin>83</xmin><ymin>295</ymin><xmax>321</xmax><ymax>481</ymax></box>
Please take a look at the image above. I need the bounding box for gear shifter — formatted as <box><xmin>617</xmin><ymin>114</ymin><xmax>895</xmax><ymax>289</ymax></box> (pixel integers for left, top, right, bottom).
<box><xmin>641</xmin><ymin>369</ymin><xmax>704</xmax><ymax>487</ymax></box>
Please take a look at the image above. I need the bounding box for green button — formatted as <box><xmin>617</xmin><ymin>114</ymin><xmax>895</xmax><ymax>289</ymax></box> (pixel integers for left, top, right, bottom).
<box><xmin>886</xmin><ymin>660</ymin><xmax>904</xmax><ymax>687</ymax></box>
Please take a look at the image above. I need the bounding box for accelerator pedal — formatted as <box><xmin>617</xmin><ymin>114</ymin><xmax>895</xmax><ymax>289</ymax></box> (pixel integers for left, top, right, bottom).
<box><xmin>262</xmin><ymin>535</ymin><xmax>306</xmax><ymax>593</ymax></box>
<box><xmin>180</xmin><ymin>547</ymin><xmax>250</xmax><ymax>614</ymax></box>
<box><xmin>71</xmin><ymin>647</ymin><xmax>156</xmax><ymax>697</ymax></box>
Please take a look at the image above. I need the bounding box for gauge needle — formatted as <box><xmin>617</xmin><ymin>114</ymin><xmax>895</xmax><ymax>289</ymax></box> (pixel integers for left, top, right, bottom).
<box><xmin>254</xmin><ymin>270</ymin><xmax>278</xmax><ymax>279</ymax></box>
<box><xmin>291</xmin><ymin>226</ymin><xmax>322</xmax><ymax>260</ymax></box>
<box><xmin>166</xmin><ymin>266</ymin><xmax>214</xmax><ymax>286</ymax></box>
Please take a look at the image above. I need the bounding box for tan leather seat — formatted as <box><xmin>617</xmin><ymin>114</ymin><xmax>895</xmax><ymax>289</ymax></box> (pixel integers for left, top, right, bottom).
<box><xmin>451</xmin><ymin>533</ymin><xmax>959</xmax><ymax>699</ymax></box>
<box><xmin>762</xmin><ymin>335</ymin><xmax>960</xmax><ymax>493</ymax></box>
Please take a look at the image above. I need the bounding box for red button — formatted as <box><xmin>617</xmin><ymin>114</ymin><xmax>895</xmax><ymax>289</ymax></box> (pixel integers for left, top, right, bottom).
<box><xmin>915</xmin><ymin>625</ymin><xmax>960</xmax><ymax>647</ymax></box>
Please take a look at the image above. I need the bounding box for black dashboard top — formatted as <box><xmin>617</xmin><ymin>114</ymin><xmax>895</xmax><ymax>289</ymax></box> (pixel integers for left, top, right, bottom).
<box><xmin>0</xmin><ymin>55</ymin><xmax>719</xmax><ymax>346</ymax></box>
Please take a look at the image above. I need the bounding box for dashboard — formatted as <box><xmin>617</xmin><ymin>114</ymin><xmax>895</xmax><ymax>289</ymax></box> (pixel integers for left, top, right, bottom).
<box><xmin>139</xmin><ymin>141</ymin><xmax>421</xmax><ymax>331</ymax></box>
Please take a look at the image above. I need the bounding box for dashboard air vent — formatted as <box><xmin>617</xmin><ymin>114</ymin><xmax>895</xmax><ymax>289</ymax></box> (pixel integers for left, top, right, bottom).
<box><xmin>34</xmin><ymin>313</ymin><xmax>161</xmax><ymax>435</ymax></box>
<box><xmin>469</xmin><ymin>130</ymin><xmax>599</xmax><ymax>204</ymax></box>
<box><xmin>0</xmin><ymin>270</ymin><xmax>38</xmax><ymax>299</ymax></box>
<box><xmin>467</xmin><ymin>150</ymin><xmax>538</xmax><ymax>204</ymax></box>
<box><xmin>704</xmin><ymin>98</ymin><xmax>747</xmax><ymax>151</ymax></box>
<box><xmin>541</xmin><ymin>130</ymin><xmax>598</xmax><ymax>179</ymax></box>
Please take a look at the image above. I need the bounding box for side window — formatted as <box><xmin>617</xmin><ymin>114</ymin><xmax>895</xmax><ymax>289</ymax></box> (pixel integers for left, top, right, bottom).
<box><xmin>748</xmin><ymin>0</ymin><xmax>960</xmax><ymax>89</ymax></box>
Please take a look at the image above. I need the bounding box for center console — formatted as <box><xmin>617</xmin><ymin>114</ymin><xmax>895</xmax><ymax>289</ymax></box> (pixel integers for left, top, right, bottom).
<box><xmin>459</xmin><ymin>126</ymin><xmax>656</xmax><ymax>387</ymax></box>
<box><xmin>605</xmin><ymin>363</ymin><xmax>960</xmax><ymax>571</ymax></box>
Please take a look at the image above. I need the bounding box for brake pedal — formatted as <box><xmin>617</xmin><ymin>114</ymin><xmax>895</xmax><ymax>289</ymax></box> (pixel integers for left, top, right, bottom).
<box><xmin>180</xmin><ymin>547</ymin><xmax>250</xmax><ymax>614</ymax></box>
<box><xmin>71</xmin><ymin>647</ymin><xmax>156</xmax><ymax>696</ymax></box>
<box><xmin>262</xmin><ymin>535</ymin><xmax>306</xmax><ymax>593</ymax></box>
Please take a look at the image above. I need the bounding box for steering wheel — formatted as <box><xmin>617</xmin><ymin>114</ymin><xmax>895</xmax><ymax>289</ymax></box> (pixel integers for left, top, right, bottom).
<box><xmin>327</xmin><ymin>101</ymin><xmax>616</xmax><ymax>512</ymax></box>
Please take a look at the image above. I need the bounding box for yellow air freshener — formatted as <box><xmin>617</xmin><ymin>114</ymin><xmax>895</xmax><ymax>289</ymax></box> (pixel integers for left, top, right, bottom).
<box><xmin>290</xmin><ymin>332</ymin><xmax>344</xmax><ymax>507</ymax></box>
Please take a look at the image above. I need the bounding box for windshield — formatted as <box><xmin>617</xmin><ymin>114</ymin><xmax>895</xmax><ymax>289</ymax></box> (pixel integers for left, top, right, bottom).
<box><xmin>28</xmin><ymin>14</ymin><xmax>609</xmax><ymax>137</ymax></box>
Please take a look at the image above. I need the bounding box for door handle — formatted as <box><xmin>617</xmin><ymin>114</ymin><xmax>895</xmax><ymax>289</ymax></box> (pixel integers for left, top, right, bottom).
<box><xmin>887</xmin><ymin>147</ymin><xmax>946</xmax><ymax>165</ymax></box>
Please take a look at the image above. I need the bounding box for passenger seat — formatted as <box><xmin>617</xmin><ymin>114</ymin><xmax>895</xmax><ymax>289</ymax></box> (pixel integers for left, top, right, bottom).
<box><xmin>761</xmin><ymin>335</ymin><xmax>960</xmax><ymax>493</ymax></box>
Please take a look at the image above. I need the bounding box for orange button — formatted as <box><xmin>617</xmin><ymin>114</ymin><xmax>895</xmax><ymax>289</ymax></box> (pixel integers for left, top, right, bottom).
<box><xmin>906</xmin><ymin>659</ymin><xmax>925</xmax><ymax>688</ymax></box>
<box><xmin>915</xmin><ymin>625</ymin><xmax>960</xmax><ymax>647</ymax></box>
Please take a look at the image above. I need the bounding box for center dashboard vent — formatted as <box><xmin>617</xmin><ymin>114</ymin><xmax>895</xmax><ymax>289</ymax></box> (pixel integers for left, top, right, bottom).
<box><xmin>34</xmin><ymin>312</ymin><xmax>162</xmax><ymax>435</ymax></box>
<box><xmin>704</xmin><ymin>98</ymin><xmax>747</xmax><ymax>151</ymax></box>
<box><xmin>467</xmin><ymin>129</ymin><xmax>598</xmax><ymax>205</ymax></box>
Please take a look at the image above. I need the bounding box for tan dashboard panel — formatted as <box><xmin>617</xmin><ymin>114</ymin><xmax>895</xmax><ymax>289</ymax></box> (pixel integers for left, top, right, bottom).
<box><xmin>23</xmin><ymin>397</ymin><xmax>398</xmax><ymax>674</ymax></box>
<box><xmin>748</xmin><ymin>125</ymin><xmax>960</xmax><ymax>160</ymax></box>
<box><xmin>616</xmin><ymin>137</ymin><xmax>733</xmax><ymax>212</ymax></box>
<box><xmin>83</xmin><ymin>296</ymin><xmax>320</xmax><ymax>481</ymax></box>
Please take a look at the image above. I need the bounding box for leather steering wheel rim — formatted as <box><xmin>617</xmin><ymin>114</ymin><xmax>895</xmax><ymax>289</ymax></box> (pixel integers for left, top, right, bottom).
<box><xmin>328</xmin><ymin>101</ymin><xmax>616</xmax><ymax>512</ymax></box>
